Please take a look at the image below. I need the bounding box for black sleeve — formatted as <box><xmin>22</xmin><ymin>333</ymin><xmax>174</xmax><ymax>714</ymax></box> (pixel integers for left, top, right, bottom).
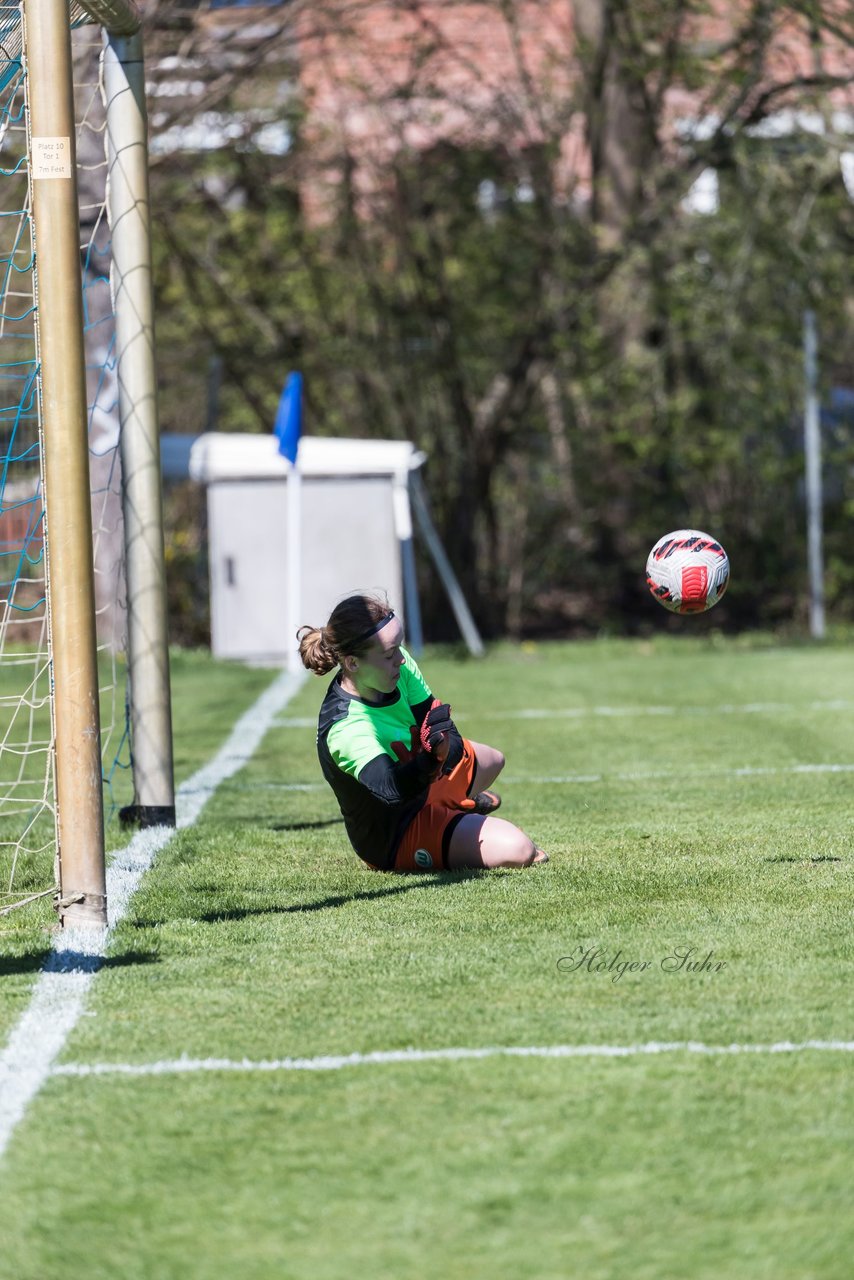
<box><xmin>358</xmin><ymin>751</ymin><xmax>438</xmax><ymax>806</ymax></box>
<box><xmin>412</xmin><ymin>695</ymin><xmax>464</xmax><ymax>774</ymax></box>
<box><xmin>443</xmin><ymin>730</ymin><xmax>464</xmax><ymax>773</ymax></box>
<box><xmin>412</xmin><ymin>696</ymin><xmax>432</xmax><ymax>729</ymax></box>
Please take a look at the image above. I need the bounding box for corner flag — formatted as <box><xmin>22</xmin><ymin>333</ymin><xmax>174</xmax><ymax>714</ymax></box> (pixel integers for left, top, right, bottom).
<box><xmin>274</xmin><ymin>371</ymin><xmax>303</xmax><ymax>464</ymax></box>
<box><xmin>275</xmin><ymin>372</ymin><xmax>304</xmax><ymax>672</ymax></box>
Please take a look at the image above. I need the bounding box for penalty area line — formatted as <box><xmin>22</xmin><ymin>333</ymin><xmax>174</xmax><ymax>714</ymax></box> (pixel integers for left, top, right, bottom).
<box><xmin>51</xmin><ymin>1039</ymin><xmax>854</xmax><ymax>1079</ymax></box>
<box><xmin>0</xmin><ymin>668</ymin><xmax>307</xmax><ymax>1164</ymax></box>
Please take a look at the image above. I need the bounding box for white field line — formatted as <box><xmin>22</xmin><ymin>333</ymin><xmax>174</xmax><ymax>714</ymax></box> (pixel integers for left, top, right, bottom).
<box><xmin>0</xmin><ymin>668</ymin><xmax>306</xmax><ymax>1163</ymax></box>
<box><xmin>51</xmin><ymin>1039</ymin><xmax>854</xmax><ymax>1079</ymax></box>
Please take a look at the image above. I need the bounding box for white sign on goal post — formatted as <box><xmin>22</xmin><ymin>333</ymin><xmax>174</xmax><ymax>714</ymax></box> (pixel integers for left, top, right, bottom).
<box><xmin>20</xmin><ymin>0</ymin><xmax>173</xmax><ymax>927</ymax></box>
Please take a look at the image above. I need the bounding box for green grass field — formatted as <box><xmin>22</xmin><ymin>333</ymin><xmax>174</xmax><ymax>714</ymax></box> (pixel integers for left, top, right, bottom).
<box><xmin>1</xmin><ymin>637</ymin><xmax>852</xmax><ymax>1279</ymax></box>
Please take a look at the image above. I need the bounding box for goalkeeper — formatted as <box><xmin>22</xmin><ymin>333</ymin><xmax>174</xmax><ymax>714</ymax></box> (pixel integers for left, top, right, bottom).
<box><xmin>298</xmin><ymin>593</ymin><xmax>548</xmax><ymax>873</ymax></box>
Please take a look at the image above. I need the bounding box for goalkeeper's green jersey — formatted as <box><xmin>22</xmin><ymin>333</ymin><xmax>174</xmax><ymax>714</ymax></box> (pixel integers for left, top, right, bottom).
<box><xmin>316</xmin><ymin>647</ymin><xmax>461</xmax><ymax>869</ymax></box>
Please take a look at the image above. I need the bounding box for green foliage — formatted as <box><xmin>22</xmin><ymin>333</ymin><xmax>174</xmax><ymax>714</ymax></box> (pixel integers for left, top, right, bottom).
<box><xmin>162</xmin><ymin>482</ymin><xmax>210</xmax><ymax>647</ymax></box>
<box><xmin>149</xmin><ymin>2</ymin><xmax>854</xmax><ymax>640</ymax></box>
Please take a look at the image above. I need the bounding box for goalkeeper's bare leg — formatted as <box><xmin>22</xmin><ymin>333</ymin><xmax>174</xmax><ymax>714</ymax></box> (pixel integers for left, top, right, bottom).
<box><xmin>468</xmin><ymin>740</ymin><xmax>505</xmax><ymax>793</ymax></box>
<box><xmin>447</xmin><ymin>814</ymin><xmax>548</xmax><ymax>869</ymax></box>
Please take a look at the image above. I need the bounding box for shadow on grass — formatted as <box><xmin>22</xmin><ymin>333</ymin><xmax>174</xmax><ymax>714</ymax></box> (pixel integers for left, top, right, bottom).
<box><xmin>0</xmin><ymin>950</ymin><xmax>50</xmax><ymax>977</ymax></box>
<box><xmin>0</xmin><ymin>948</ymin><xmax>161</xmax><ymax>977</ymax></box>
<box><xmin>202</xmin><ymin>816</ymin><xmax>345</xmax><ymax>833</ymax></box>
<box><xmin>103</xmin><ymin>950</ymin><xmax>160</xmax><ymax>968</ymax></box>
<box><xmin>137</xmin><ymin>873</ymin><xmax>486</xmax><ymax>929</ymax></box>
<box><xmin>269</xmin><ymin>818</ymin><xmax>345</xmax><ymax>832</ymax></box>
<box><xmin>765</xmin><ymin>855</ymin><xmax>843</xmax><ymax>864</ymax></box>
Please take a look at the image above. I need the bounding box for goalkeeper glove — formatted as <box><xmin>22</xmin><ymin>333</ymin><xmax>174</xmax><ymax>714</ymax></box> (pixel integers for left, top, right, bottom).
<box><xmin>419</xmin><ymin>700</ymin><xmax>453</xmax><ymax>753</ymax></box>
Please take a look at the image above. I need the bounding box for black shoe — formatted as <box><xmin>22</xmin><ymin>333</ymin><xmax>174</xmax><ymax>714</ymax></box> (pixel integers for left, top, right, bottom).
<box><xmin>472</xmin><ymin>789</ymin><xmax>501</xmax><ymax>815</ymax></box>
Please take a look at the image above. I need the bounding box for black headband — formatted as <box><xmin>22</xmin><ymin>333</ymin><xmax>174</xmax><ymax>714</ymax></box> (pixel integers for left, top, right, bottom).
<box><xmin>349</xmin><ymin>610</ymin><xmax>396</xmax><ymax>650</ymax></box>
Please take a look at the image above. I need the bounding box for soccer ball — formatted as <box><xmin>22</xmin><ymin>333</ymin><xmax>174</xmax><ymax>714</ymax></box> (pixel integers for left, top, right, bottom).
<box><xmin>646</xmin><ymin>529</ymin><xmax>730</xmax><ymax>614</ymax></box>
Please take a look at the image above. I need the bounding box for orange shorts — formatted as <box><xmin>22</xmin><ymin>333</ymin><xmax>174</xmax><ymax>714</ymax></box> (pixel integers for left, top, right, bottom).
<box><xmin>392</xmin><ymin>738</ymin><xmax>479</xmax><ymax>873</ymax></box>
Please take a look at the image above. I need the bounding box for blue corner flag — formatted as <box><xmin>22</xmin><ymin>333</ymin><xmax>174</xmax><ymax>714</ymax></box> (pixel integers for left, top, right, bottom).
<box><xmin>274</xmin><ymin>371</ymin><xmax>303</xmax><ymax>464</ymax></box>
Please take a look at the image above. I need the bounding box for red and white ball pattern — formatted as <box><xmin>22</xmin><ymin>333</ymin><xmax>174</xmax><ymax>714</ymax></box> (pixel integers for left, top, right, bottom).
<box><xmin>646</xmin><ymin>529</ymin><xmax>730</xmax><ymax>614</ymax></box>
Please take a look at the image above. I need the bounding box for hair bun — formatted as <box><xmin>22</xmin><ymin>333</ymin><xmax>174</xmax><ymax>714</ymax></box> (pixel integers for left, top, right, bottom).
<box><xmin>297</xmin><ymin>625</ymin><xmax>337</xmax><ymax>675</ymax></box>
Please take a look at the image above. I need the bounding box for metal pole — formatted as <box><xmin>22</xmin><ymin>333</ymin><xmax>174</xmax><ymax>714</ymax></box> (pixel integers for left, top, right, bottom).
<box><xmin>392</xmin><ymin>474</ymin><xmax>423</xmax><ymax>654</ymax></box>
<box><xmin>286</xmin><ymin>462</ymin><xmax>302</xmax><ymax>673</ymax></box>
<box><xmin>409</xmin><ymin>472</ymin><xmax>484</xmax><ymax>657</ymax></box>
<box><xmin>803</xmin><ymin>310</ymin><xmax>825</xmax><ymax>640</ymax></box>
<box><xmin>103</xmin><ymin>32</ymin><xmax>175</xmax><ymax>825</ymax></box>
<box><xmin>24</xmin><ymin>0</ymin><xmax>106</xmax><ymax>926</ymax></box>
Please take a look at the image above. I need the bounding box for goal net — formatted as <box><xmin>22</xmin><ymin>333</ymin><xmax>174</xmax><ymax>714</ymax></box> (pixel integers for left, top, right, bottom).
<box><xmin>0</xmin><ymin>0</ymin><xmax>171</xmax><ymax>924</ymax></box>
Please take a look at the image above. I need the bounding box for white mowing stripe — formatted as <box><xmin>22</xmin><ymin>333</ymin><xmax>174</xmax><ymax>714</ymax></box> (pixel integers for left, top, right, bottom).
<box><xmin>0</xmin><ymin>668</ymin><xmax>306</xmax><ymax>1162</ymax></box>
<box><xmin>234</xmin><ymin>761</ymin><xmax>854</xmax><ymax>793</ymax></box>
<box><xmin>501</xmin><ymin>762</ymin><xmax>854</xmax><ymax>786</ymax></box>
<box><xmin>471</xmin><ymin>699</ymin><xmax>854</xmax><ymax>721</ymax></box>
<box><xmin>51</xmin><ymin>1039</ymin><xmax>854</xmax><ymax>1079</ymax></box>
<box><xmin>270</xmin><ymin>701</ymin><xmax>854</xmax><ymax>730</ymax></box>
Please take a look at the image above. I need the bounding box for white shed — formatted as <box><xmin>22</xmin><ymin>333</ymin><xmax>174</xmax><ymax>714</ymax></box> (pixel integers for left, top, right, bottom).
<box><xmin>187</xmin><ymin>433</ymin><xmax>427</xmax><ymax>664</ymax></box>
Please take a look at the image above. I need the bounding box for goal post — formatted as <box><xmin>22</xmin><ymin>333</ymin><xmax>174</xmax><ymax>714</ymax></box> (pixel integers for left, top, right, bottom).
<box><xmin>21</xmin><ymin>0</ymin><xmax>174</xmax><ymax>928</ymax></box>
<box><xmin>26</xmin><ymin>0</ymin><xmax>106</xmax><ymax>928</ymax></box>
<box><xmin>103</xmin><ymin>30</ymin><xmax>175</xmax><ymax>830</ymax></box>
